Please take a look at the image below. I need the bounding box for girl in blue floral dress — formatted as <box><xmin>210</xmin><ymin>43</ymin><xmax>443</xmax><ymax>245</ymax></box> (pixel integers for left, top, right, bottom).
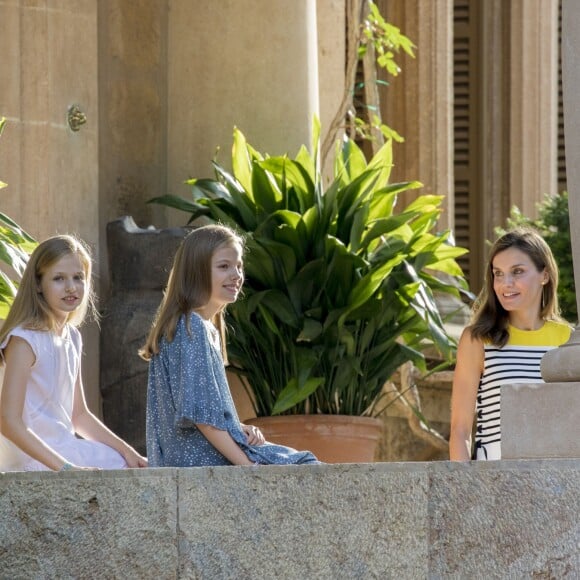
<box><xmin>140</xmin><ymin>224</ymin><xmax>318</xmax><ymax>466</ymax></box>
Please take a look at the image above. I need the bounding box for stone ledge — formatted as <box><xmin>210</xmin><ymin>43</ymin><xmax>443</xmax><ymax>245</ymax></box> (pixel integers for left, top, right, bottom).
<box><xmin>502</xmin><ymin>382</ymin><xmax>580</xmax><ymax>459</ymax></box>
<box><xmin>1</xmin><ymin>460</ymin><xmax>579</xmax><ymax>578</ymax></box>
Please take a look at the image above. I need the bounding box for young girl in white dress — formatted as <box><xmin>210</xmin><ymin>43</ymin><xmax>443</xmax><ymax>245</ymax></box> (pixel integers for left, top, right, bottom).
<box><xmin>0</xmin><ymin>235</ymin><xmax>147</xmax><ymax>471</ymax></box>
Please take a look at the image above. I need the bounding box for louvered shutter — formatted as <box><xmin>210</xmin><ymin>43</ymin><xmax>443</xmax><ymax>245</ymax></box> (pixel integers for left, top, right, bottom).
<box><xmin>558</xmin><ymin>1</ymin><xmax>567</xmax><ymax>193</ymax></box>
<box><xmin>453</xmin><ymin>0</ymin><xmax>482</xmax><ymax>290</ymax></box>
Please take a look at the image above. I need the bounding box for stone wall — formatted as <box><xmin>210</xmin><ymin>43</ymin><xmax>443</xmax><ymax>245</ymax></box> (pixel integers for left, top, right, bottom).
<box><xmin>1</xmin><ymin>460</ymin><xmax>578</xmax><ymax>578</ymax></box>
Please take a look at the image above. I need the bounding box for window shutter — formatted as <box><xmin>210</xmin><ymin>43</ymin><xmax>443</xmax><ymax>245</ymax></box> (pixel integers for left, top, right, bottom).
<box><xmin>453</xmin><ymin>0</ymin><xmax>481</xmax><ymax>289</ymax></box>
<box><xmin>558</xmin><ymin>1</ymin><xmax>567</xmax><ymax>193</ymax></box>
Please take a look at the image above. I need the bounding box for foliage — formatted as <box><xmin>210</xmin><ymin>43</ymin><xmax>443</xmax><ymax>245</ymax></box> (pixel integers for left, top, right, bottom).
<box><xmin>322</xmin><ymin>0</ymin><xmax>416</xmax><ymax>165</ymax></box>
<box><xmin>496</xmin><ymin>192</ymin><xmax>576</xmax><ymax>323</ymax></box>
<box><xmin>354</xmin><ymin>0</ymin><xmax>416</xmax><ymax>144</ymax></box>
<box><xmin>150</xmin><ymin>122</ymin><xmax>470</xmax><ymax>417</ymax></box>
<box><xmin>0</xmin><ymin>118</ymin><xmax>37</xmax><ymax>319</ymax></box>
<box><xmin>360</xmin><ymin>2</ymin><xmax>415</xmax><ymax>75</ymax></box>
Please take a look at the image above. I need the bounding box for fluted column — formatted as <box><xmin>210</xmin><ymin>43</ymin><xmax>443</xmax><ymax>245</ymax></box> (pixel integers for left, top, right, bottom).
<box><xmin>508</xmin><ymin>0</ymin><xmax>559</xmax><ymax>215</ymax></box>
<box><xmin>478</xmin><ymin>1</ymin><xmax>510</xmax><ymax>244</ymax></box>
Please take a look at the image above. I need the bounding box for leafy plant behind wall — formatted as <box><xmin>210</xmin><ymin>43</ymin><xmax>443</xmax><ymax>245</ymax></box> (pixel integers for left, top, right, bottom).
<box><xmin>0</xmin><ymin>118</ymin><xmax>37</xmax><ymax>318</ymax></box>
<box><xmin>496</xmin><ymin>191</ymin><xmax>576</xmax><ymax>324</ymax></box>
<box><xmin>151</xmin><ymin>121</ymin><xmax>470</xmax><ymax>418</ymax></box>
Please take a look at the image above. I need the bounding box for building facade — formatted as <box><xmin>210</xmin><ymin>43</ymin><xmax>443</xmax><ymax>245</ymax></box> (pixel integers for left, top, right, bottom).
<box><xmin>0</xmin><ymin>0</ymin><xmax>565</xmax><ymax>413</ymax></box>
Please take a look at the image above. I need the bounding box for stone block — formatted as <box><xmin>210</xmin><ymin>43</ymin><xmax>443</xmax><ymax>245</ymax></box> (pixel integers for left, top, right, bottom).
<box><xmin>502</xmin><ymin>382</ymin><xmax>580</xmax><ymax>459</ymax></box>
<box><xmin>0</xmin><ymin>469</ymin><xmax>178</xmax><ymax>579</ymax></box>
<box><xmin>177</xmin><ymin>463</ymin><xmax>429</xmax><ymax>579</ymax></box>
<box><xmin>429</xmin><ymin>460</ymin><xmax>580</xmax><ymax>578</ymax></box>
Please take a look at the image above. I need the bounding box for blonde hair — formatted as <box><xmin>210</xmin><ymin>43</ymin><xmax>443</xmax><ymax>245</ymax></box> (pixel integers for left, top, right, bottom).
<box><xmin>0</xmin><ymin>235</ymin><xmax>97</xmax><ymax>350</ymax></box>
<box><xmin>471</xmin><ymin>227</ymin><xmax>562</xmax><ymax>347</ymax></box>
<box><xmin>139</xmin><ymin>224</ymin><xmax>244</xmax><ymax>361</ymax></box>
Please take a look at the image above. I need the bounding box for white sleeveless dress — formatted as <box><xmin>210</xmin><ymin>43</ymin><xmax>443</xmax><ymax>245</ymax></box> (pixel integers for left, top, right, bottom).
<box><xmin>0</xmin><ymin>325</ymin><xmax>126</xmax><ymax>471</ymax></box>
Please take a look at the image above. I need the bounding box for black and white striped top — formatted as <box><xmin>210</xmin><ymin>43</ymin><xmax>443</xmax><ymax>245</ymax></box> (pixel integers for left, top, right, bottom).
<box><xmin>475</xmin><ymin>321</ymin><xmax>571</xmax><ymax>460</ymax></box>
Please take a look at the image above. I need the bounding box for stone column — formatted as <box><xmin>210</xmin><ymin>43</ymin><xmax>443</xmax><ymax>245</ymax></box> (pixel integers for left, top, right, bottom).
<box><xmin>377</xmin><ymin>0</ymin><xmax>454</xmax><ymax>230</ymax></box>
<box><xmin>508</xmin><ymin>0</ymin><xmax>559</xmax><ymax>215</ymax></box>
<box><xmin>316</xmin><ymin>0</ymin><xmax>347</xmax><ymax>156</ymax></box>
<box><xmin>166</xmin><ymin>0</ymin><xmax>320</xmax><ymax>204</ymax></box>
<box><xmin>479</xmin><ymin>1</ymin><xmax>511</xmax><ymax>244</ymax></box>
<box><xmin>504</xmin><ymin>0</ymin><xmax>580</xmax><ymax>459</ymax></box>
<box><xmin>97</xmin><ymin>0</ymin><xmax>169</xmax><ymax>235</ymax></box>
<box><xmin>541</xmin><ymin>0</ymin><xmax>580</xmax><ymax>382</ymax></box>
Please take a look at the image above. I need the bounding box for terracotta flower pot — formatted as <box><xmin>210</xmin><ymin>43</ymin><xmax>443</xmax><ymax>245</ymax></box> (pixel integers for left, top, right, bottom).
<box><xmin>246</xmin><ymin>415</ymin><xmax>384</xmax><ymax>464</ymax></box>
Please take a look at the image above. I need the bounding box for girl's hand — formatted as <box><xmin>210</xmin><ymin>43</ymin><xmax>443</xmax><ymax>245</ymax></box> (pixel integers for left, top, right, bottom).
<box><xmin>122</xmin><ymin>447</ymin><xmax>149</xmax><ymax>468</ymax></box>
<box><xmin>60</xmin><ymin>462</ymin><xmax>101</xmax><ymax>472</ymax></box>
<box><xmin>242</xmin><ymin>424</ymin><xmax>265</xmax><ymax>446</ymax></box>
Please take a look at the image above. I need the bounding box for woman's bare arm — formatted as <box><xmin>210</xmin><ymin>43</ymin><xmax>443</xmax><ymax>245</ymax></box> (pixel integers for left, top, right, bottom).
<box><xmin>449</xmin><ymin>327</ymin><xmax>484</xmax><ymax>461</ymax></box>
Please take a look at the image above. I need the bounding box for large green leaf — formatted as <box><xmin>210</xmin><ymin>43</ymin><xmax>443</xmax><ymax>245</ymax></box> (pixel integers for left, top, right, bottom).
<box><xmin>335</xmin><ymin>138</ymin><xmax>368</xmax><ymax>184</ymax></box>
<box><xmin>0</xmin><ymin>240</ymin><xmax>30</xmax><ymax>276</ymax></box>
<box><xmin>148</xmin><ymin>194</ymin><xmax>200</xmax><ymax>219</ymax></box>
<box><xmin>0</xmin><ymin>270</ymin><xmax>17</xmax><ymax>301</ymax></box>
<box><xmin>257</xmin><ymin>238</ymin><xmax>297</xmax><ymax>284</ymax></box>
<box><xmin>0</xmin><ymin>213</ymin><xmax>36</xmax><ymax>245</ymax></box>
<box><xmin>271</xmin><ymin>376</ymin><xmax>325</xmax><ymax>415</ymax></box>
<box><xmin>343</xmin><ymin>254</ymin><xmax>406</xmax><ymax>321</ymax></box>
<box><xmin>366</xmin><ymin>138</ymin><xmax>394</xmax><ymax>183</ymax></box>
<box><xmin>259</xmin><ymin>157</ymin><xmax>315</xmax><ymax>201</ymax></box>
<box><xmin>297</xmin><ymin>318</ymin><xmax>323</xmax><ymax>342</ymax></box>
<box><xmin>232</xmin><ymin>127</ymin><xmax>254</xmax><ymax>197</ymax></box>
<box><xmin>243</xmin><ymin>240</ymin><xmax>278</xmax><ymax>287</ymax></box>
<box><xmin>258</xmin><ymin>289</ymin><xmax>300</xmax><ymax>328</ymax></box>
<box><xmin>251</xmin><ymin>161</ymin><xmax>283</xmax><ymax>214</ymax></box>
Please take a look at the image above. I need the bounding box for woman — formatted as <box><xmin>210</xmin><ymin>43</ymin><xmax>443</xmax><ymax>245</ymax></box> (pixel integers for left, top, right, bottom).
<box><xmin>450</xmin><ymin>228</ymin><xmax>571</xmax><ymax>460</ymax></box>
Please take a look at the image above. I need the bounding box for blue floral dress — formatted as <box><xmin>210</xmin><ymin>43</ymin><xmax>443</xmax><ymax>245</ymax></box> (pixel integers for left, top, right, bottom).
<box><xmin>146</xmin><ymin>312</ymin><xmax>318</xmax><ymax>466</ymax></box>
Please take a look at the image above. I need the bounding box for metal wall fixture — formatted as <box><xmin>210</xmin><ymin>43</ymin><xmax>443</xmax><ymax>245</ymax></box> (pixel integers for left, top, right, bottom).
<box><xmin>67</xmin><ymin>105</ymin><xmax>87</xmax><ymax>132</ymax></box>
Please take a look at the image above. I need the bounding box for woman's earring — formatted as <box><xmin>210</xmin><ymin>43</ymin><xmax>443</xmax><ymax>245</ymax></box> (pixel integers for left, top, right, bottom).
<box><xmin>541</xmin><ymin>286</ymin><xmax>546</xmax><ymax>310</ymax></box>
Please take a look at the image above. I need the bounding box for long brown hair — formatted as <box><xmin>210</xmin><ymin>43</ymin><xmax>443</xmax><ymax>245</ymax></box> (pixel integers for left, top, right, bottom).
<box><xmin>471</xmin><ymin>227</ymin><xmax>562</xmax><ymax>347</ymax></box>
<box><xmin>0</xmin><ymin>235</ymin><xmax>97</xmax><ymax>350</ymax></box>
<box><xmin>139</xmin><ymin>224</ymin><xmax>244</xmax><ymax>361</ymax></box>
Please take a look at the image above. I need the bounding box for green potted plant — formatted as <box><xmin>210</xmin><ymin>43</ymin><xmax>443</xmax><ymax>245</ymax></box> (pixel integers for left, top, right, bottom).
<box><xmin>150</xmin><ymin>121</ymin><xmax>470</xmax><ymax>462</ymax></box>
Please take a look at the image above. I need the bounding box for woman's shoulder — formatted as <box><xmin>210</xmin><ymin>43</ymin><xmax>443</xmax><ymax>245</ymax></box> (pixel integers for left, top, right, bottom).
<box><xmin>543</xmin><ymin>319</ymin><xmax>573</xmax><ymax>342</ymax></box>
<box><xmin>459</xmin><ymin>325</ymin><xmax>483</xmax><ymax>344</ymax></box>
<box><xmin>457</xmin><ymin>325</ymin><xmax>485</xmax><ymax>355</ymax></box>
